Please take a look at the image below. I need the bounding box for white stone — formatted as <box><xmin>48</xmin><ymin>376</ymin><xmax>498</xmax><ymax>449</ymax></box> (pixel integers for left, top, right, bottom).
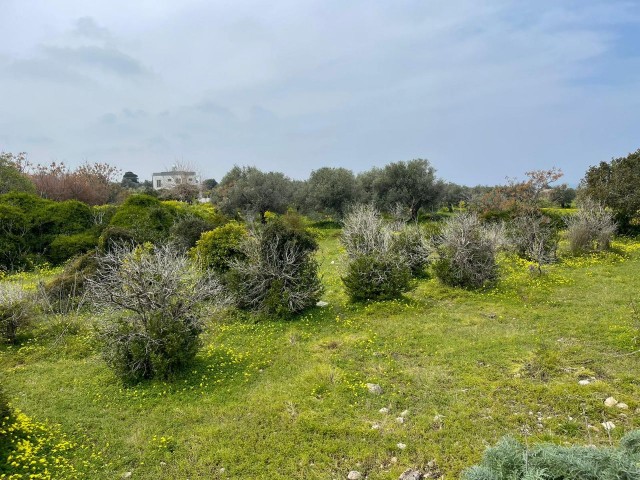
<box><xmin>371</xmin><ymin>423</ymin><xmax>381</xmax><ymax>430</ymax></box>
<box><xmin>578</xmin><ymin>379</ymin><xmax>590</xmax><ymax>385</ymax></box>
<box><xmin>390</xmin><ymin>457</ymin><xmax>398</xmax><ymax>464</ymax></box>
<box><xmin>399</xmin><ymin>470</ymin><xmax>422</xmax><ymax>480</ymax></box>
<box><xmin>400</xmin><ymin>409</ymin><xmax>409</xmax><ymax>417</ymax></box>
<box><xmin>316</xmin><ymin>300</ymin><xmax>329</xmax><ymax>307</ymax></box>
<box><xmin>604</xmin><ymin>397</ymin><xmax>618</xmax><ymax>407</ymax></box>
<box><xmin>347</xmin><ymin>471</ymin><xmax>362</xmax><ymax>480</ymax></box>
<box><xmin>396</xmin><ymin>417</ymin><xmax>405</xmax><ymax>424</ymax></box>
<box><xmin>122</xmin><ymin>473</ymin><xmax>132</xmax><ymax>480</ymax></box>
<box><xmin>366</xmin><ymin>383</ymin><xmax>383</xmax><ymax>395</ymax></box>
<box><xmin>397</xmin><ymin>442</ymin><xmax>407</xmax><ymax>449</ymax></box>
<box><xmin>379</xmin><ymin>407</ymin><xmax>389</xmax><ymax>414</ymax></box>
<box><xmin>616</xmin><ymin>402</ymin><xmax>629</xmax><ymax>410</ymax></box>
<box><xmin>601</xmin><ymin>421</ymin><xmax>616</xmax><ymax>431</ymax></box>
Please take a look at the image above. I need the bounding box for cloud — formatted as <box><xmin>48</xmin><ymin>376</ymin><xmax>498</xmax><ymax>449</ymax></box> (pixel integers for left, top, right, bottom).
<box><xmin>73</xmin><ymin>16</ymin><xmax>111</xmax><ymax>40</ymax></box>
<box><xmin>0</xmin><ymin>0</ymin><xmax>638</xmax><ymax>185</ymax></box>
<box><xmin>41</xmin><ymin>45</ymin><xmax>148</xmax><ymax>76</ymax></box>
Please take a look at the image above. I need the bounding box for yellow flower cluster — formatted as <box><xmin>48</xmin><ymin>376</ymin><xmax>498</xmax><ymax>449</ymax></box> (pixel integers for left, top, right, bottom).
<box><xmin>0</xmin><ymin>409</ymin><xmax>102</xmax><ymax>479</ymax></box>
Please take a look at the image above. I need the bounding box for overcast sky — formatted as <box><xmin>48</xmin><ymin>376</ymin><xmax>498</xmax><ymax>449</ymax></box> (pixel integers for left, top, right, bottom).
<box><xmin>1</xmin><ymin>0</ymin><xmax>639</xmax><ymax>185</ymax></box>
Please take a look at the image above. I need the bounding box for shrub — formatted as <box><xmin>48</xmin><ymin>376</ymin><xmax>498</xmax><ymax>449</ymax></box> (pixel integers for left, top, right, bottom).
<box><xmin>169</xmin><ymin>215</ymin><xmax>221</xmax><ymax>253</ymax></box>
<box><xmin>341</xmin><ymin>204</ymin><xmax>391</xmax><ymax>258</ymax></box>
<box><xmin>98</xmin><ymin>226</ymin><xmax>137</xmax><ymax>251</ymax></box>
<box><xmin>508</xmin><ymin>213</ymin><xmax>559</xmax><ymax>270</ymax></box>
<box><xmin>227</xmin><ymin>216</ymin><xmax>323</xmax><ymax>316</ymax></box>
<box><xmin>42</xmin><ymin>252</ymin><xmax>98</xmax><ymax>313</ymax></box>
<box><xmin>463</xmin><ymin>430</ymin><xmax>640</xmax><ymax>480</ymax></box>
<box><xmin>45</xmin><ymin>200</ymin><xmax>93</xmax><ymax>235</ymax></box>
<box><xmin>566</xmin><ymin>198</ymin><xmax>617</xmax><ymax>253</ymax></box>
<box><xmin>107</xmin><ymin>194</ymin><xmax>177</xmax><ymax>244</ymax></box>
<box><xmin>342</xmin><ymin>254</ymin><xmax>412</xmax><ymax>301</ymax></box>
<box><xmin>190</xmin><ymin>221</ymin><xmax>248</xmax><ymax>274</ymax></box>
<box><xmin>0</xmin><ymin>203</ymin><xmax>29</xmax><ymax>271</ymax></box>
<box><xmin>390</xmin><ymin>224</ymin><xmax>431</xmax><ymax>276</ymax></box>
<box><xmin>88</xmin><ymin>243</ymin><xmax>227</xmax><ymax>382</ymax></box>
<box><xmin>0</xmin><ymin>284</ymin><xmax>36</xmax><ymax>344</ymax></box>
<box><xmin>433</xmin><ymin>213</ymin><xmax>501</xmax><ymax>289</ymax></box>
<box><xmin>341</xmin><ymin>204</ymin><xmax>420</xmax><ymax>301</ymax></box>
<box><xmin>47</xmin><ymin>232</ymin><xmax>98</xmax><ymax>265</ymax></box>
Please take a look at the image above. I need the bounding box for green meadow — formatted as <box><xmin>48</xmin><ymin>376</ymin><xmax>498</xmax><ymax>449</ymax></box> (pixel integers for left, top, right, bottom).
<box><xmin>1</xmin><ymin>231</ymin><xmax>639</xmax><ymax>479</ymax></box>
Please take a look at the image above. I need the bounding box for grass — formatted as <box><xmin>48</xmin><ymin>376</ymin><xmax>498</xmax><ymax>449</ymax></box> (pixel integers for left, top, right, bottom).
<box><xmin>1</xmin><ymin>231</ymin><xmax>640</xmax><ymax>478</ymax></box>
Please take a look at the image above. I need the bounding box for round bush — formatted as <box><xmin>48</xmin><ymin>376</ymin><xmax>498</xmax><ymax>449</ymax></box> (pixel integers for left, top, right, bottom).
<box><xmin>433</xmin><ymin>213</ymin><xmax>500</xmax><ymax>289</ymax></box>
<box><xmin>342</xmin><ymin>254</ymin><xmax>413</xmax><ymax>301</ymax></box>
<box><xmin>108</xmin><ymin>194</ymin><xmax>178</xmax><ymax>244</ymax></box>
<box><xmin>190</xmin><ymin>221</ymin><xmax>248</xmax><ymax>273</ymax></box>
<box><xmin>169</xmin><ymin>215</ymin><xmax>220</xmax><ymax>253</ymax></box>
<box><xmin>48</xmin><ymin>232</ymin><xmax>98</xmax><ymax>265</ymax></box>
<box><xmin>227</xmin><ymin>216</ymin><xmax>323</xmax><ymax>316</ymax></box>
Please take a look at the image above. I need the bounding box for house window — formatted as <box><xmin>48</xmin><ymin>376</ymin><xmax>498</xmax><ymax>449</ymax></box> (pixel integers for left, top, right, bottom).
<box><xmin>156</xmin><ymin>179</ymin><xmax>161</xmax><ymax>187</ymax></box>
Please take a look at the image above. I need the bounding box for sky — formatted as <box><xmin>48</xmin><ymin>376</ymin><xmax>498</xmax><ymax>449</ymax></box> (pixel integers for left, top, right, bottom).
<box><xmin>1</xmin><ymin>0</ymin><xmax>639</xmax><ymax>186</ymax></box>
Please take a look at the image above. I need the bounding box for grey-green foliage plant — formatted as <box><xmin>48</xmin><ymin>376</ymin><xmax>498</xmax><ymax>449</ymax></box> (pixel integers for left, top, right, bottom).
<box><xmin>566</xmin><ymin>197</ymin><xmax>616</xmax><ymax>254</ymax></box>
<box><xmin>88</xmin><ymin>243</ymin><xmax>228</xmax><ymax>382</ymax></box>
<box><xmin>227</xmin><ymin>214</ymin><xmax>323</xmax><ymax>316</ymax></box>
<box><xmin>509</xmin><ymin>213</ymin><xmax>559</xmax><ymax>271</ymax></box>
<box><xmin>433</xmin><ymin>212</ymin><xmax>502</xmax><ymax>289</ymax></box>
<box><xmin>341</xmin><ymin>205</ymin><xmax>419</xmax><ymax>301</ymax></box>
<box><xmin>463</xmin><ymin>430</ymin><xmax>640</xmax><ymax>480</ymax></box>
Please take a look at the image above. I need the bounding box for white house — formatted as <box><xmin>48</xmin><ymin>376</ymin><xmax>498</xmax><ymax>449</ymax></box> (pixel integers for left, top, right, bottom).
<box><xmin>152</xmin><ymin>168</ymin><xmax>199</xmax><ymax>190</ymax></box>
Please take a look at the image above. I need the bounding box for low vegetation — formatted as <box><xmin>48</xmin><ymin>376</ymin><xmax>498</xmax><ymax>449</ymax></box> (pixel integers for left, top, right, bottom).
<box><xmin>1</xmin><ymin>150</ymin><xmax>640</xmax><ymax>478</ymax></box>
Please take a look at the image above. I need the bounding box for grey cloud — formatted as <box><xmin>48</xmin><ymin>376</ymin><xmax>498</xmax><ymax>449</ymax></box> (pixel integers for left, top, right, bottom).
<box><xmin>73</xmin><ymin>17</ymin><xmax>111</xmax><ymax>40</ymax></box>
<box><xmin>42</xmin><ymin>45</ymin><xmax>148</xmax><ymax>76</ymax></box>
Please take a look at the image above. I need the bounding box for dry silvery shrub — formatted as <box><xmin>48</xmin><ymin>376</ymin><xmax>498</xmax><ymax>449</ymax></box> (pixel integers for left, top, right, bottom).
<box><xmin>341</xmin><ymin>204</ymin><xmax>392</xmax><ymax>258</ymax></box>
<box><xmin>88</xmin><ymin>243</ymin><xmax>229</xmax><ymax>382</ymax></box>
<box><xmin>566</xmin><ymin>197</ymin><xmax>617</xmax><ymax>253</ymax></box>
<box><xmin>226</xmin><ymin>215</ymin><xmax>323</xmax><ymax>316</ymax></box>
<box><xmin>508</xmin><ymin>213</ymin><xmax>559</xmax><ymax>271</ymax></box>
<box><xmin>433</xmin><ymin>212</ymin><xmax>503</xmax><ymax>289</ymax></box>
<box><xmin>0</xmin><ymin>283</ymin><xmax>38</xmax><ymax>344</ymax></box>
<box><xmin>341</xmin><ymin>204</ymin><xmax>419</xmax><ymax>300</ymax></box>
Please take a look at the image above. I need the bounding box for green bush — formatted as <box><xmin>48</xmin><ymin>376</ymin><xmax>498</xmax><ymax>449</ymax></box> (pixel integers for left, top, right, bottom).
<box><xmin>47</xmin><ymin>232</ymin><xmax>98</xmax><ymax>265</ymax></box>
<box><xmin>227</xmin><ymin>215</ymin><xmax>323</xmax><ymax>316</ymax></box>
<box><xmin>98</xmin><ymin>226</ymin><xmax>137</xmax><ymax>251</ymax></box>
<box><xmin>463</xmin><ymin>430</ymin><xmax>640</xmax><ymax>479</ymax></box>
<box><xmin>190</xmin><ymin>221</ymin><xmax>248</xmax><ymax>273</ymax></box>
<box><xmin>169</xmin><ymin>215</ymin><xmax>220</xmax><ymax>253</ymax></box>
<box><xmin>342</xmin><ymin>254</ymin><xmax>412</xmax><ymax>301</ymax></box>
<box><xmin>107</xmin><ymin>194</ymin><xmax>177</xmax><ymax>244</ymax></box>
<box><xmin>433</xmin><ymin>213</ymin><xmax>501</xmax><ymax>289</ymax></box>
<box><xmin>45</xmin><ymin>200</ymin><xmax>93</xmax><ymax>235</ymax></box>
<box><xmin>0</xmin><ymin>204</ymin><xmax>29</xmax><ymax>272</ymax></box>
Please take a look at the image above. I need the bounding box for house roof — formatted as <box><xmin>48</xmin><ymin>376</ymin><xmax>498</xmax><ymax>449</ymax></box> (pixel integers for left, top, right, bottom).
<box><xmin>152</xmin><ymin>171</ymin><xmax>196</xmax><ymax>176</ymax></box>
